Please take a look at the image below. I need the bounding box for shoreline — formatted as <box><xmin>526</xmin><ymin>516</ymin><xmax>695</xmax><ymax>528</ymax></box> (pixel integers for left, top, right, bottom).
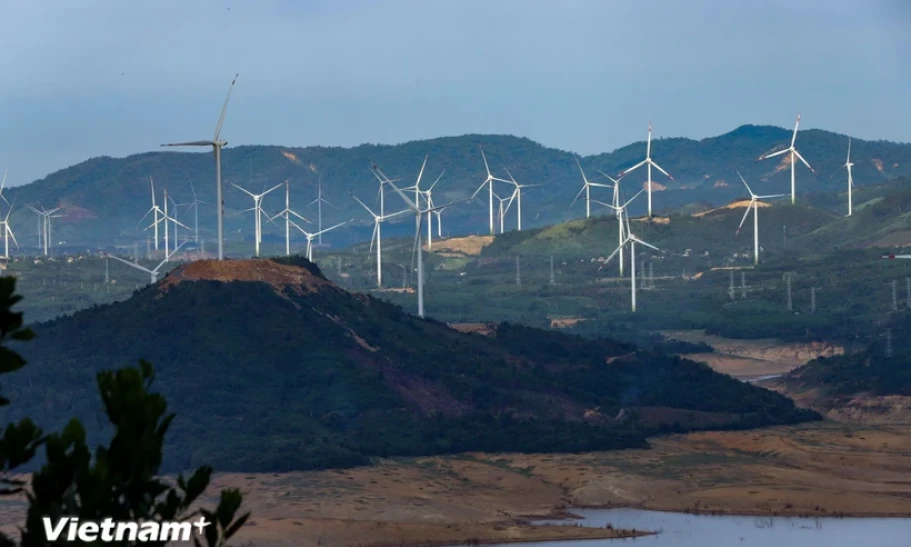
<box><xmin>569</xmin><ymin>503</ymin><xmax>911</xmax><ymax>520</ymax></box>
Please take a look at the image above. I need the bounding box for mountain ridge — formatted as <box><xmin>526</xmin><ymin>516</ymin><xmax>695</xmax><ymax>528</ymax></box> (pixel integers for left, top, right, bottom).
<box><xmin>4</xmin><ymin>124</ymin><xmax>910</xmax><ymax>247</ymax></box>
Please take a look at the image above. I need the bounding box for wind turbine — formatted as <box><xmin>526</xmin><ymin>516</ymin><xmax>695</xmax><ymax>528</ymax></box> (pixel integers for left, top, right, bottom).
<box><xmin>350</xmin><ymin>192</ymin><xmax>409</xmax><ymax>287</ymax></box>
<box><xmin>161</xmin><ymin>73</ymin><xmax>239</xmax><ymax>260</ymax></box>
<box><xmin>502</xmin><ymin>167</ymin><xmax>541</xmax><ymax>231</ymax></box>
<box><xmin>270</xmin><ymin>180</ymin><xmax>312</xmax><ymax>257</ymax></box>
<box><xmin>420</xmin><ymin>169</ymin><xmax>446</xmax><ymax>248</ymax></box>
<box><xmin>307</xmin><ymin>175</ymin><xmax>337</xmax><ymax>245</ymax></box>
<box><xmin>471</xmin><ymin>147</ymin><xmax>512</xmax><ymax>235</ymax></box>
<box><xmin>618</xmin><ymin>122</ymin><xmax>674</xmax><ymax>218</ymax></box>
<box><xmin>289</xmin><ymin>220</ymin><xmax>350</xmax><ymax>262</ymax></box>
<box><xmin>758</xmin><ymin>113</ymin><xmax>815</xmax><ymax>205</ymax></box>
<box><xmin>595</xmin><ymin>188</ymin><xmax>645</xmax><ymax>278</ymax></box>
<box><xmin>28</xmin><ymin>205</ymin><xmax>63</xmax><ymax>257</ymax></box>
<box><xmin>233</xmin><ymin>181</ymin><xmax>283</xmax><ymax>257</ymax></box>
<box><xmin>175</xmin><ymin>176</ymin><xmax>208</xmax><ymax>244</ymax></box>
<box><xmin>387</xmin><ymin>179</ymin><xmax>467</xmax><ymax>318</ymax></box>
<box><xmin>1</xmin><ymin>196</ymin><xmax>19</xmax><ymax>259</ymax></box>
<box><xmin>735</xmin><ymin>172</ymin><xmax>787</xmax><ymax>266</ymax></box>
<box><xmin>494</xmin><ymin>190</ymin><xmax>516</xmax><ymax>234</ymax></box>
<box><xmin>137</xmin><ymin>176</ymin><xmax>163</xmax><ymax>250</ymax></box>
<box><xmin>105</xmin><ymin>240</ymin><xmax>188</xmax><ymax>284</ymax></box>
<box><xmin>570</xmin><ymin>157</ymin><xmax>614</xmax><ymax>218</ymax></box>
<box><xmin>603</xmin><ymin>206</ymin><xmax>660</xmax><ymax>312</ymax></box>
<box><xmin>833</xmin><ymin>138</ymin><xmax>855</xmax><ymax>216</ymax></box>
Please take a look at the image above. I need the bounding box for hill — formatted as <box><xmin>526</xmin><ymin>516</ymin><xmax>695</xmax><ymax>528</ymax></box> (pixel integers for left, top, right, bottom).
<box><xmin>6</xmin><ymin>125</ymin><xmax>911</xmax><ymax>247</ymax></box>
<box><xmin>0</xmin><ymin>258</ymin><xmax>817</xmax><ymax>472</ymax></box>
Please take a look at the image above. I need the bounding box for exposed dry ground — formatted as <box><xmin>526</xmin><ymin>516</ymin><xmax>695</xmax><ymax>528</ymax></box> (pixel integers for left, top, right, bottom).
<box><xmin>428</xmin><ymin>235</ymin><xmax>494</xmax><ymax>256</ymax></box>
<box><xmin>6</xmin><ymin>423</ymin><xmax>906</xmax><ymax>547</ymax></box>
<box><xmin>663</xmin><ymin>329</ymin><xmax>845</xmax><ymax>380</ymax></box>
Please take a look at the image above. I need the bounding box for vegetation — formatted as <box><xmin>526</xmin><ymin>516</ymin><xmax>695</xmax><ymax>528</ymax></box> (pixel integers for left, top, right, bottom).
<box><xmin>0</xmin><ymin>276</ymin><xmax>248</xmax><ymax>546</ymax></box>
<box><xmin>0</xmin><ymin>259</ymin><xmax>818</xmax><ymax>473</ymax></box>
<box><xmin>785</xmin><ymin>313</ymin><xmax>911</xmax><ymax>397</ymax></box>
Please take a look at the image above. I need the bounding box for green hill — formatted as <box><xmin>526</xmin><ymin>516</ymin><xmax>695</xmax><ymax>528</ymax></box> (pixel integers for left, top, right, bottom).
<box><xmin>6</xmin><ymin>125</ymin><xmax>911</xmax><ymax>247</ymax></box>
<box><xmin>0</xmin><ymin>258</ymin><xmax>818</xmax><ymax>472</ymax></box>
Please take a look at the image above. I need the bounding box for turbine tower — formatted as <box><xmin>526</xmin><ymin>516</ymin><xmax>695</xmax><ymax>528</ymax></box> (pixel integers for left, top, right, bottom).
<box><xmin>270</xmin><ymin>181</ymin><xmax>312</xmax><ymax>257</ymax></box>
<box><xmin>471</xmin><ymin>147</ymin><xmax>511</xmax><ymax>235</ymax></box>
<box><xmin>619</xmin><ymin>122</ymin><xmax>674</xmax><ymax>218</ymax></box>
<box><xmin>833</xmin><ymin>138</ymin><xmax>855</xmax><ymax>216</ymax></box>
<box><xmin>161</xmin><ymin>73</ymin><xmax>239</xmax><ymax>260</ymax></box>
<box><xmin>758</xmin><ymin>113</ymin><xmax>815</xmax><ymax>205</ymax></box>
<box><xmin>595</xmin><ymin>188</ymin><xmax>645</xmax><ymax>278</ymax></box>
<box><xmin>233</xmin><ymin>182</ymin><xmax>283</xmax><ymax>257</ymax></box>
<box><xmin>602</xmin><ymin>206</ymin><xmax>659</xmax><ymax>312</ymax></box>
<box><xmin>350</xmin><ymin>192</ymin><xmax>409</xmax><ymax>288</ymax></box>
<box><xmin>28</xmin><ymin>205</ymin><xmax>63</xmax><ymax>257</ymax></box>
<box><xmin>175</xmin><ymin>176</ymin><xmax>208</xmax><ymax>244</ymax></box>
<box><xmin>570</xmin><ymin>157</ymin><xmax>614</xmax><ymax>218</ymax></box>
<box><xmin>0</xmin><ymin>197</ymin><xmax>19</xmax><ymax>260</ymax></box>
<box><xmin>735</xmin><ymin>172</ymin><xmax>787</xmax><ymax>266</ymax></box>
<box><xmin>420</xmin><ymin>169</ymin><xmax>446</xmax><ymax>248</ymax></box>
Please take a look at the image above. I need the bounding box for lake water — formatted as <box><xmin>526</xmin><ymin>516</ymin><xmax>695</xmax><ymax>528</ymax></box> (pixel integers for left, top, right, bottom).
<box><xmin>501</xmin><ymin>508</ymin><xmax>911</xmax><ymax>546</ymax></box>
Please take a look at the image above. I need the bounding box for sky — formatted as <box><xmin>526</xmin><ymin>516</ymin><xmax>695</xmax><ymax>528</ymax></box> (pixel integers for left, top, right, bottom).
<box><xmin>1</xmin><ymin>0</ymin><xmax>909</xmax><ymax>186</ymax></box>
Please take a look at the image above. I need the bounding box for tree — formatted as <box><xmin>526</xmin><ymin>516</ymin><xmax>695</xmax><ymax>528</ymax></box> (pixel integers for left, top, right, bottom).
<box><xmin>0</xmin><ymin>277</ymin><xmax>249</xmax><ymax>547</ymax></box>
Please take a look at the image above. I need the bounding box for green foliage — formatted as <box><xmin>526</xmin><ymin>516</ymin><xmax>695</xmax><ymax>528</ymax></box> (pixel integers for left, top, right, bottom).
<box><xmin>0</xmin><ymin>261</ymin><xmax>818</xmax><ymax>473</ymax></box>
<box><xmin>0</xmin><ymin>277</ymin><xmax>249</xmax><ymax>547</ymax></box>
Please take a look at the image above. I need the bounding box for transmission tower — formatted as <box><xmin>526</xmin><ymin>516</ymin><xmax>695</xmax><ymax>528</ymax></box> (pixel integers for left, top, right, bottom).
<box><xmin>549</xmin><ymin>255</ymin><xmax>555</xmax><ymax>285</ymax></box>
<box><xmin>906</xmin><ymin>277</ymin><xmax>910</xmax><ymax>308</ymax></box>
<box><xmin>104</xmin><ymin>257</ymin><xmax>109</xmax><ymax>284</ymax></box>
<box><xmin>649</xmin><ymin>262</ymin><xmax>654</xmax><ymax>289</ymax></box>
<box><xmin>729</xmin><ymin>271</ymin><xmax>735</xmax><ymax>301</ymax></box>
<box><xmin>810</xmin><ymin>287</ymin><xmax>817</xmax><ymax>314</ymax></box>
<box><xmin>893</xmin><ymin>279</ymin><xmax>899</xmax><ymax>312</ymax></box>
<box><xmin>783</xmin><ymin>225</ymin><xmax>787</xmax><ymax>248</ymax></box>
<box><xmin>740</xmin><ymin>271</ymin><xmax>746</xmax><ymax>300</ymax></box>
<box><xmin>886</xmin><ymin>329</ymin><xmax>894</xmax><ymax>358</ymax></box>
<box><xmin>515</xmin><ymin>255</ymin><xmax>521</xmax><ymax>286</ymax></box>
<box><xmin>785</xmin><ymin>273</ymin><xmax>793</xmax><ymax>311</ymax></box>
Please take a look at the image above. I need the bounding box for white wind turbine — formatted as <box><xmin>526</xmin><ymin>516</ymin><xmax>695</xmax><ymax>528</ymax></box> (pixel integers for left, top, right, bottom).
<box><xmin>471</xmin><ymin>147</ymin><xmax>512</xmax><ymax>235</ymax></box>
<box><xmin>233</xmin><ymin>181</ymin><xmax>283</xmax><ymax>257</ymax></box>
<box><xmin>595</xmin><ymin>187</ymin><xmax>644</xmax><ymax>278</ymax></box>
<box><xmin>350</xmin><ymin>192</ymin><xmax>410</xmax><ymax>288</ymax></box>
<box><xmin>1</xmin><ymin>196</ymin><xmax>19</xmax><ymax>260</ymax></box>
<box><xmin>270</xmin><ymin>180</ymin><xmax>312</xmax><ymax>257</ymax></box>
<box><xmin>307</xmin><ymin>175</ymin><xmax>337</xmax><ymax>246</ymax></box>
<box><xmin>289</xmin><ymin>220</ymin><xmax>350</xmax><ymax>262</ymax></box>
<box><xmin>175</xmin><ymin>176</ymin><xmax>208</xmax><ymax>244</ymax></box>
<box><xmin>735</xmin><ymin>172</ymin><xmax>787</xmax><ymax>266</ymax></box>
<box><xmin>144</xmin><ymin>188</ymin><xmax>189</xmax><ymax>263</ymax></box>
<box><xmin>106</xmin><ymin>240</ymin><xmax>188</xmax><ymax>284</ymax></box>
<box><xmin>570</xmin><ymin>157</ymin><xmax>614</xmax><ymax>218</ymax></box>
<box><xmin>420</xmin><ymin>169</ymin><xmax>446</xmax><ymax>248</ymax></box>
<box><xmin>28</xmin><ymin>205</ymin><xmax>63</xmax><ymax>257</ymax></box>
<box><xmin>137</xmin><ymin>176</ymin><xmax>163</xmax><ymax>250</ymax></box>
<box><xmin>758</xmin><ymin>113</ymin><xmax>815</xmax><ymax>205</ymax></box>
<box><xmin>502</xmin><ymin>167</ymin><xmax>541</xmax><ymax>231</ymax></box>
<box><xmin>161</xmin><ymin>73</ymin><xmax>239</xmax><ymax>261</ymax></box>
<box><xmin>603</xmin><ymin>206</ymin><xmax>660</xmax><ymax>312</ymax></box>
<box><xmin>387</xmin><ymin>179</ymin><xmax>467</xmax><ymax>319</ymax></box>
<box><xmin>494</xmin><ymin>189</ymin><xmax>516</xmax><ymax>234</ymax></box>
<box><xmin>619</xmin><ymin>122</ymin><xmax>674</xmax><ymax>218</ymax></box>
<box><xmin>833</xmin><ymin>138</ymin><xmax>855</xmax><ymax>216</ymax></box>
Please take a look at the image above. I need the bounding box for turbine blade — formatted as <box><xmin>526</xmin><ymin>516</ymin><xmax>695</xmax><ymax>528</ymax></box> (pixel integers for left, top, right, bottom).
<box><xmin>794</xmin><ymin>149</ymin><xmax>815</xmax><ymax>173</ymax></box>
<box><xmin>650</xmin><ymin>160</ymin><xmax>673</xmax><ymax>180</ymax></box>
<box><xmin>620</xmin><ymin>159</ymin><xmax>648</xmax><ymax>176</ymax></box>
<box><xmin>161</xmin><ymin>141</ymin><xmax>215</xmax><ymax>147</ymax></box>
<box><xmin>791</xmin><ymin>113</ymin><xmax>800</xmax><ymax>148</ymax></box>
<box><xmin>736</xmin><ymin>201</ymin><xmax>754</xmax><ymax>234</ymax></box>
<box><xmin>760</xmin><ymin>149</ymin><xmax>789</xmax><ymax>160</ymax></box>
<box><xmin>737</xmin><ymin>171</ymin><xmax>754</xmax><ymax>196</ymax></box>
<box><xmin>214</xmin><ymin>73</ymin><xmax>239</xmax><ymax>141</ymax></box>
<box><xmin>630</xmin><ymin>235</ymin><xmax>660</xmax><ymax>252</ymax></box>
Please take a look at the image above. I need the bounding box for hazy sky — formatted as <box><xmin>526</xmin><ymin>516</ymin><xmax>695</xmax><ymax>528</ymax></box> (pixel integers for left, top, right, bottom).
<box><xmin>1</xmin><ymin>0</ymin><xmax>909</xmax><ymax>186</ymax></box>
